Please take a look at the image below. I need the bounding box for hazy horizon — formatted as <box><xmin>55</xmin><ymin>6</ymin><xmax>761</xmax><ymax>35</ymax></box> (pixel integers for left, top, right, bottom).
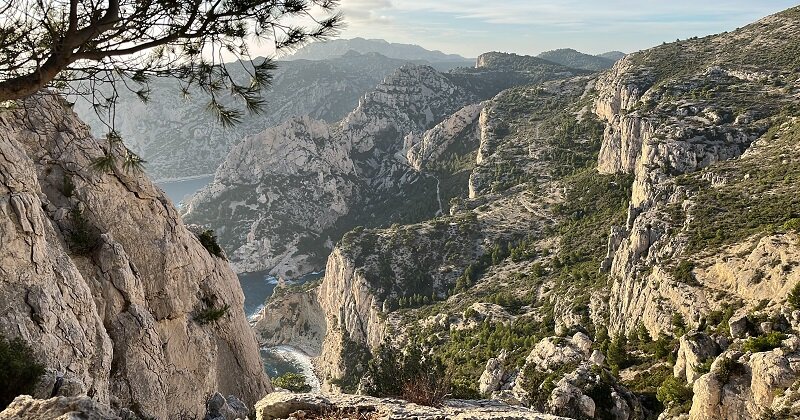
<box><xmin>284</xmin><ymin>1</ymin><xmax>797</xmax><ymax>58</ymax></box>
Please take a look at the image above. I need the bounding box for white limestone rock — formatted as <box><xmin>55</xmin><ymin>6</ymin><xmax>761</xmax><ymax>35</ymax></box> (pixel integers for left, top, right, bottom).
<box><xmin>0</xmin><ymin>95</ymin><xmax>270</xmax><ymax>418</ymax></box>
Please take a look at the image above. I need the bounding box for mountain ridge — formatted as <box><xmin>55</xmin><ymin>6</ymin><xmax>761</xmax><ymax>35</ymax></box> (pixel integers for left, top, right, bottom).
<box><xmin>283</xmin><ymin>37</ymin><xmax>472</xmax><ymax>63</ymax></box>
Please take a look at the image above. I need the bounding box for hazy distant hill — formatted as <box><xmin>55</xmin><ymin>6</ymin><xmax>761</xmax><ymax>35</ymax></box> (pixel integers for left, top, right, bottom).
<box><xmin>284</xmin><ymin>37</ymin><xmax>472</xmax><ymax>64</ymax></box>
<box><xmin>537</xmin><ymin>48</ymin><xmax>616</xmax><ymax>71</ymax></box>
<box><xmin>73</xmin><ymin>52</ymin><xmax>420</xmax><ymax>180</ymax></box>
<box><xmin>597</xmin><ymin>50</ymin><xmax>626</xmax><ymax>61</ymax></box>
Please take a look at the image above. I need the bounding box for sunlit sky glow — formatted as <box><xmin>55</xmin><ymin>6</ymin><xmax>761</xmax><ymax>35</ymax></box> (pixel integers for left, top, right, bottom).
<box><xmin>322</xmin><ymin>1</ymin><xmax>798</xmax><ymax>57</ymax></box>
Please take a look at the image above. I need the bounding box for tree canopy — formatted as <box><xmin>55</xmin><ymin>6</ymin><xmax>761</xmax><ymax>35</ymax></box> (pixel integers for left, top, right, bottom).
<box><xmin>0</xmin><ymin>0</ymin><xmax>342</xmax><ymax>126</ymax></box>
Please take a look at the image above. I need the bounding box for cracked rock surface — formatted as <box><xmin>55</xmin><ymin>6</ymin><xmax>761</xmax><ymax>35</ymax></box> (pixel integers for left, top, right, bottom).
<box><xmin>0</xmin><ymin>94</ymin><xmax>270</xmax><ymax>418</ymax></box>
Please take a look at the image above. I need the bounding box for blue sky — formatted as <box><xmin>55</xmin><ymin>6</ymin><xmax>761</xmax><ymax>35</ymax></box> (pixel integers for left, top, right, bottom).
<box><xmin>334</xmin><ymin>1</ymin><xmax>798</xmax><ymax>57</ymax></box>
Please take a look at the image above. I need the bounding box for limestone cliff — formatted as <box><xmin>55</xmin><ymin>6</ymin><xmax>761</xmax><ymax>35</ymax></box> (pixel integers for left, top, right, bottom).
<box><xmin>594</xmin><ymin>6</ymin><xmax>800</xmax><ymax>337</ymax></box>
<box><xmin>184</xmin><ymin>56</ymin><xmax>579</xmax><ymax>277</ymax></box>
<box><xmin>183</xmin><ymin>116</ymin><xmax>357</xmax><ymax>275</ymax></box>
<box><xmin>0</xmin><ymin>94</ymin><xmax>270</xmax><ymax>418</ymax></box>
<box><xmin>73</xmin><ymin>52</ymin><xmax>420</xmax><ymax>181</ymax></box>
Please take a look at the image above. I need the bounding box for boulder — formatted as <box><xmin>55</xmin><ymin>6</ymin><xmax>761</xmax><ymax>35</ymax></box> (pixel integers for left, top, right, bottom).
<box><xmin>572</xmin><ymin>332</ymin><xmax>593</xmax><ymax>356</ymax></box>
<box><xmin>590</xmin><ymin>350</ymin><xmax>606</xmax><ymax>366</ymax></box>
<box><xmin>674</xmin><ymin>332</ymin><xmax>720</xmax><ymax>384</ymax></box>
<box><xmin>205</xmin><ymin>392</ymin><xmax>250</xmax><ymax>420</ymax></box>
<box><xmin>479</xmin><ymin>349</ymin><xmax>508</xmax><ymax>395</ymax></box>
<box><xmin>728</xmin><ymin>309</ymin><xmax>749</xmax><ymax>338</ymax></box>
<box><xmin>255</xmin><ymin>392</ymin><xmax>332</xmax><ymax>420</ymax></box>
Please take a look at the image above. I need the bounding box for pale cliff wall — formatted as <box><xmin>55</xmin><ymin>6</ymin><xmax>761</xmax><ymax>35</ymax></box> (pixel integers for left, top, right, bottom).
<box><xmin>0</xmin><ymin>95</ymin><xmax>270</xmax><ymax>418</ymax></box>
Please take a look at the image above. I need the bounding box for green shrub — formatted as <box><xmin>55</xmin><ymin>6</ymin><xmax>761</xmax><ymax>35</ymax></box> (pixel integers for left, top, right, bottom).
<box><xmin>783</xmin><ymin>218</ymin><xmax>800</xmax><ymax>231</ymax></box>
<box><xmin>656</xmin><ymin>376</ymin><xmax>693</xmax><ymax>412</ymax></box>
<box><xmin>195</xmin><ymin>304</ymin><xmax>230</xmax><ymax>325</ymax></box>
<box><xmin>672</xmin><ymin>260</ymin><xmax>698</xmax><ymax>285</ymax></box>
<box><xmin>715</xmin><ymin>357</ymin><xmax>746</xmax><ymax>384</ymax></box>
<box><xmin>742</xmin><ymin>332</ymin><xmax>787</xmax><ymax>353</ymax></box>
<box><xmin>521</xmin><ymin>362</ymin><xmax>578</xmax><ymax>411</ymax></box>
<box><xmin>68</xmin><ymin>207</ymin><xmax>99</xmax><ymax>255</ymax></box>
<box><xmin>694</xmin><ymin>358</ymin><xmax>713</xmax><ymax>376</ymax></box>
<box><xmin>788</xmin><ymin>282</ymin><xmax>800</xmax><ymax>310</ymax></box>
<box><xmin>365</xmin><ymin>344</ymin><xmax>451</xmax><ymax>407</ymax></box>
<box><xmin>273</xmin><ymin>372</ymin><xmax>311</xmax><ymax>393</ymax></box>
<box><xmin>607</xmin><ymin>333</ymin><xmax>630</xmax><ymax>374</ymax></box>
<box><xmin>622</xmin><ymin>364</ymin><xmax>671</xmax><ymax>415</ymax></box>
<box><xmin>196</xmin><ymin>230</ymin><xmax>226</xmax><ymax>260</ymax></box>
<box><xmin>0</xmin><ymin>334</ymin><xmax>45</xmax><ymax>410</ymax></box>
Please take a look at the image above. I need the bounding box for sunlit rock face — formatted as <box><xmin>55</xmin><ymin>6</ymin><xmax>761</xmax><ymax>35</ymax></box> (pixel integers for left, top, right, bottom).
<box><xmin>0</xmin><ymin>94</ymin><xmax>270</xmax><ymax>419</ymax></box>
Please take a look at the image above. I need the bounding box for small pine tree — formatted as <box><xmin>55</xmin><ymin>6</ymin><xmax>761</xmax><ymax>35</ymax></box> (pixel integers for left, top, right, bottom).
<box><xmin>607</xmin><ymin>333</ymin><xmax>628</xmax><ymax>374</ymax></box>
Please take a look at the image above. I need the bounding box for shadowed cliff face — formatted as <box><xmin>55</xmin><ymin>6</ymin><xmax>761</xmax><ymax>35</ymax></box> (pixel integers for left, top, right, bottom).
<box><xmin>0</xmin><ymin>94</ymin><xmax>270</xmax><ymax>418</ymax></box>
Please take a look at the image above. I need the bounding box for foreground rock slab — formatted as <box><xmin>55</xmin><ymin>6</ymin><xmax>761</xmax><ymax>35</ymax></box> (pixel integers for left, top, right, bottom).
<box><xmin>255</xmin><ymin>392</ymin><xmax>570</xmax><ymax>420</ymax></box>
<box><xmin>0</xmin><ymin>395</ymin><xmax>120</xmax><ymax>420</ymax></box>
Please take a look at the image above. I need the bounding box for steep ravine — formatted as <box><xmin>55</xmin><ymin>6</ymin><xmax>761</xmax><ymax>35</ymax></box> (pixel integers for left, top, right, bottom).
<box><xmin>0</xmin><ymin>94</ymin><xmax>270</xmax><ymax>418</ymax></box>
<box><xmin>255</xmin><ymin>7</ymin><xmax>800</xmax><ymax>419</ymax></box>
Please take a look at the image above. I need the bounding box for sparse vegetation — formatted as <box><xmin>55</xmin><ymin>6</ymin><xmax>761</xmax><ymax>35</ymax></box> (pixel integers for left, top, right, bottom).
<box><xmin>715</xmin><ymin>357</ymin><xmax>746</xmax><ymax>384</ymax></box>
<box><xmin>365</xmin><ymin>344</ymin><xmax>451</xmax><ymax>407</ymax></box>
<box><xmin>656</xmin><ymin>376</ymin><xmax>693</xmax><ymax>414</ymax></box>
<box><xmin>196</xmin><ymin>230</ymin><xmax>226</xmax><ymax>260</ymax></box>
<box><xmin>672</xmin><ymin>260</ymin><xmax>698</xmax><ymax>286</ymax></box>
<box><xmin>0</xmin><ymin>334</ymin><xmax>45</xmax><ymax>410</ymax></box>
<box><xmin>788</xmin><ymin>282</ymin><xmax>800</xmax><ymax>310</ymax></box>
<box><xmin>68</xmin><ymin>206</ymin><xmax>99</xmax><ymax>255</ymax></box>
<box><xmin>273</xmin><ymin>372</ymin><xmax>312</xmax><ymax>393</ymax></box>
<box><xmin>195</xmin><ymin>303</ymin><xmax>230</xmax><ymax>325</ymax></box>
<box><xmin>742</xmin><ymin>332</ymin><xmax>787</xmax><ymax>353</ymax></box>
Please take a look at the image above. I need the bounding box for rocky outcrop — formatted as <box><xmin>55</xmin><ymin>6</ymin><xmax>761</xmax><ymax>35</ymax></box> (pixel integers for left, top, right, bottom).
<box><xmin>184</xmin><ymin>116</ymin><xmax>357</xmax><ymax>276</ymax></box>
<box><xmin>0</xmin><ymin>395</ymin><xmax>119</xmax><ymax>420</ymax></box>
<box><xmin>252</xmin><ymin>287</ymin><xmax>326</xmax><ymax>356</ymax></box>
<box><xmin>479</xmin><ymin>349</ymin><xmax>513</xmax><ymax>396</ymax></box>
<box><xmin>595</xmin><ymin>7</ymin><xmax>800</xmax><ymax>336</ymax></box>
<box><xmin>205</xmin><ymin>392</ymin><xmax>251</xmax><ymax>420</ymax></box>
<box><xmin>0</xmin><ymin>94</ymin><xmax>269</xmax><ymax>418</ymax></box>
<box><xmin>314</xmin><ymin>248</ymin><xmax>389</xmax><ymax>390</ymax></box>
<box><xmin>406</xmin><ymin>102</ymin><xmax>484</xmax><ymax>171</ymax></box>
<box><xmin>484</xmin><ymin>333</ymin><xmax>644</xmax><ymax>420</ymax></box>
<box><xmin>254</xmin><ymin>392</ymin><xmax>569</xmax><ymax>420</ymax></box>
<box><xmin>674</xmin><ymin>332</ymin><xmax>721</xmax><ymax>385</ymax></box>
<box><xmin>688</xmin><ymin>335</ymin><xmax>800</xmax><ymax>420</ymax></box>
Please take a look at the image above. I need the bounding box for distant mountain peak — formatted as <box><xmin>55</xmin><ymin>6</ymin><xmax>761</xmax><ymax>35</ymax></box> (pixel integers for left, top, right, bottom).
<box><xmin>283</xmin><ymin>38</ymin><xmax>471</xmax><ymax>63</ymax></box>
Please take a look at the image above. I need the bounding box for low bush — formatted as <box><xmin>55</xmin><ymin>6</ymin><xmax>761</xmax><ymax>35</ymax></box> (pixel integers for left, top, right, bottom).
<box><xmin>68</xmin><ymin>207</ymin><xmax>99</xmax><ymax>255</ymax></box>
<box><xmin>742</xmin><ymin>332</ymin><xmax>787</xmax><ymax>353</ymax></box>
<box><xmin>1</xmin><ymin>334</ymin><xmax>45</xmax><ymax>410</ymax></box>
<box><xmin>672</xmin><ymin>260</ymin><xmax>698</xmax><ymax>285</ymax></box>
<box><xmin>715</xmin><ymin>357</ymin><xmax>746</xmax><ymax>383</ymax></box>
<box><xmin>195</xmin><ymin>304</ymin><xmax>230</xmax><ymax>325</ymax></box>
<box><xmin>656</xmin><ymin>376</ymin><xmax>693</xmax><ymax>413</ymax></box>
<box><xmin>365</xmin><ymin>344</ymin><xmax>451</xmax><ymax>407</ymax></box>
<box><xmin>273</xmin><ymin>372</ymin><xmax>311</xmax><ymax>393</ymax></box>
<box><xmin>196</xmin><ymin>230</ymin><xmax>226</xmax><ymax>260</ymax></box>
